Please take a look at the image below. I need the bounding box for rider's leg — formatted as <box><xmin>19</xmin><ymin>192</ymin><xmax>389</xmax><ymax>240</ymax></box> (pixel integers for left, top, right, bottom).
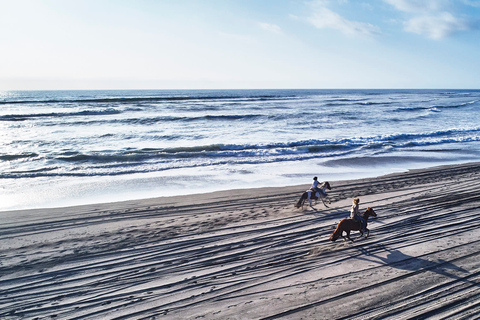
<box><xmin>361</xmin><ymin>217</ymin><xmax>367</xmax><ymax>232</ymax></box>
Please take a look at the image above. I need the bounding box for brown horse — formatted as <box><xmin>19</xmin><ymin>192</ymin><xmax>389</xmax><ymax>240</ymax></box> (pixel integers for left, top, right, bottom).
<box><xmin>329</xmin><ymin>207</ymin><xmax>377</xmax><ymax>242</ymax></box>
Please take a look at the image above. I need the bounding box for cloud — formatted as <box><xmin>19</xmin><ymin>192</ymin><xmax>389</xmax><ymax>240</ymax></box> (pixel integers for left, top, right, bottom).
<box><xmin>384</xmin><ymin>0</ymin><xmax>451</xmax><ymax>13</ymax></box>
<box><xmin>306</xmin><ymin>2</ymin><xmax>381</xmax><ymax>37</ymax></box>
<box><xmin>405</xmin><ymin>12</ymin><xmax>469</xmax><ymax>39</ymax></box>
<box><xmin>463</xmin><ymin>0</ymin><xmax>480</xmax><ymax>7</ymax></box>
<box><xmin>384</xmin><ymin>0</ymin><xmax>473</xmax><ymax>39</ymax></box>
<box><xmin>258</xmin><ymin>22</ymin><xmax>283</xmax><ymax>34</ymax></box>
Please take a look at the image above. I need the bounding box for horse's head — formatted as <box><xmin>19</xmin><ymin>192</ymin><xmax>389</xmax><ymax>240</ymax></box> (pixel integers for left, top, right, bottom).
<box><xmin>364</xmin><ymin>207</ymin><xmax>377</xmax><ymax>218</ymax></box>
<box><xmin>324</xmin><ymin>181</ymin><xmax>332</xmax><ymax>190</ymax></box>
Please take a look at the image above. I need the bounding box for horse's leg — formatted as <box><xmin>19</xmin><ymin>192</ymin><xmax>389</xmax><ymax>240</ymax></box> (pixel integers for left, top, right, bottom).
<box><xmin>365</xmin><ymin>228</ymin><xmax>370</xmax><ymax>239</ymax></box>
<box><xmin>307</xmin><ymin>192</ymin><xmax>314</xmax><ymax>208</ymax></box>
<box><xmin>320</xmin><ymin>195</ymin><xmax>329</xmax><ymax>208</ymax></box>
<box><xmin>345</xmin><ymin>231</ymin><xmax>354</xmax><ymax>242</ymax></box>
<box><xmin>319</xmin><ymin>188</ymin><xmax>330</xmax><ymax>207</ymax></box>
<box><xmin>354</xmin><ymin>221</ymin><xmax>364</xmax><ymax>239</ymax></box>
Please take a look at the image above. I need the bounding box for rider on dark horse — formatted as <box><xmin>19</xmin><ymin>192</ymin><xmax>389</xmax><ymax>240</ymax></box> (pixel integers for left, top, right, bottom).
<box><xmin>311</xmin><ymin>177</ymin><xmax>327</xmax><ymax>196</ymax></box>
<box><xmin>350</xmin><ymin>198</ymin><xmax>367</xmax><ymax>233</ymax></box>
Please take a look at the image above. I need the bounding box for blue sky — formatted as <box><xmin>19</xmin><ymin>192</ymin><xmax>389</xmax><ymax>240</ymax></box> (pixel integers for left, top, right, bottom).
<box><xmin>0</xmin><ymin>0</ymin><xmax>479</xmax><ymax>90</ymax></box>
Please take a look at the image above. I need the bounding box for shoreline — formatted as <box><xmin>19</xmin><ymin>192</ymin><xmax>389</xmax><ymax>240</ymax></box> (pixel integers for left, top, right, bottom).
<box><xmin>1</xmin><ymin>161</ymin><xmax>480</xmax><ymax>319</ymax></box>
<box><xmin>2</xmin><ymin>159</ymin><xmax>479</xmax><ymax>215</ymax></box>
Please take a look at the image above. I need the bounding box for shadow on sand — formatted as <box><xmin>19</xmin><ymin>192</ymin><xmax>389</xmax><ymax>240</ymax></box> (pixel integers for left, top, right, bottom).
<box><xmin>356</xmin><ymin>246</ymin><xmax>476</xmax><ymax>287</ymax></box>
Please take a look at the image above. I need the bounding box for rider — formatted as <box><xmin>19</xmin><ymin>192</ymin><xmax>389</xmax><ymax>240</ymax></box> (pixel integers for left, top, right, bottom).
<box><xmin>350</xmin><ymin>198</ymin><xmax>367</xmax><ymax>233</ymax></box>
<box><xmin>311</xmin><ymin>177</ymin><xmax>326</xmax><ymax>196</ymax></box>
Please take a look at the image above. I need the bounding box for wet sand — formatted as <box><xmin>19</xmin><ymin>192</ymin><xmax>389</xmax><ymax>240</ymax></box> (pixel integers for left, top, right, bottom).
<box><xmin>1</xmin><ymin>162</ymin><xmax>480</xmax><ymax>319</ymax></box>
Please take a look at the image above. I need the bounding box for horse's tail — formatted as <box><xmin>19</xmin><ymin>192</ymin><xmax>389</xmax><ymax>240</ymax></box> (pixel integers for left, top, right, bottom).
<box><xmin>294</xmin><ymin>192</ymin><xmax>308</xmax><ymax>208</ymax></box>
<box><xmin>329</xmin><ymin>220</ymin><xmax>344</xmax><ymax>241</ymax></box>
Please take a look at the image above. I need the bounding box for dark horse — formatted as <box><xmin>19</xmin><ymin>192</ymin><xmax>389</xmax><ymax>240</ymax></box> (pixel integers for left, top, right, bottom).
<box><xmin>329</xmin><ymin>207</ymin><xmax>377</xmax><ymax>242</ymax></box>
<box><xmin>294</xmin><ymin>181</ymin><xmax>331</xmax><ymax>209</ymax></box>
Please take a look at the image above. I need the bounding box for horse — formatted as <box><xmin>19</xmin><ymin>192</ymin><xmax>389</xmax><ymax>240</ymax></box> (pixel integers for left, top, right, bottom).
<box><xmin>329</xmin><ymin>207</ymin><xmax>377</xmax><ymax>242</ymax></box>
<box><xmin>294</xmin><ymin>181</ymin><xmax>331</xmax><ymax>209</ymax></box>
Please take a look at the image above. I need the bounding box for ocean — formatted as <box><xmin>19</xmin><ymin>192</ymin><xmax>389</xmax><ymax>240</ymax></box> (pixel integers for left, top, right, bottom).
<box><xmin>1</xmin><ymin>89</ymin><xmax>479</xmax><ymax>211</ymax></box>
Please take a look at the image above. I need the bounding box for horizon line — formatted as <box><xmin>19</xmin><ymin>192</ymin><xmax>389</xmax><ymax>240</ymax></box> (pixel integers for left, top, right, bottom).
<box><xmin>2</xmin><ymin>88</ymin><xmax>479</xmax><ymax>92</ymax></box>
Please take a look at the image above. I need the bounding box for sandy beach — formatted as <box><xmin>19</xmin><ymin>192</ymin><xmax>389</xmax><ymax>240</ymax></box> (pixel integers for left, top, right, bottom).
<box><xmin>1</xmin><ymin>162</ymin><xmax>480</xmax><ymax>320</ymax></box>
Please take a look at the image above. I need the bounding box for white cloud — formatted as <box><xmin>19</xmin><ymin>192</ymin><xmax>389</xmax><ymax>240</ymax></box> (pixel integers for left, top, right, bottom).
<box><xmin>405</xmin><ymin>12</ymin><xmax>469</xmax><ymax>39</ymax></box>
<box><xmin>384</xmin><ymin>0</ymin><xmax>451</xmax><ymax>13</ymax></box>
<box><xmin>463</xmin><ymin>0</ymin><xmax>480</xmax><ymax>7</ymax></box>
<box><xmin>259</xmin><ymin>22</ymin><xmax>283</xmax><ymax>34</ymax></box>
<box><xmin>384</xmin><ymin>0</ymin><xmax>473</xmax><ymax>39</ymax></box>
<box><xmin>307</xmin><ymin>3</ymin><xmax>381</xmax><ymax>36</ymax></box>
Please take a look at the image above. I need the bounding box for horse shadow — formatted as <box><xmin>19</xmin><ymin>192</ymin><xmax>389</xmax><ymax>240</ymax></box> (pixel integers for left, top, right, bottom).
<box><xmin>356</xmin><ymin>246</ymin><xmax>476</xmax><ymax>287</ymax></box>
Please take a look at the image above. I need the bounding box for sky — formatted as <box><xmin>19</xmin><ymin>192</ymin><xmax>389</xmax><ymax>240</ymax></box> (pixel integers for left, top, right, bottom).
<box><xmin>0</xmin><ymin>0</ymin><xmax>479</xmax><ymax>90</ymax></box>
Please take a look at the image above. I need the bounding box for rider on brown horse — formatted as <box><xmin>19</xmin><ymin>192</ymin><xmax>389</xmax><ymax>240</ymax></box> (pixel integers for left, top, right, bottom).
<box><xmin>350</xmin><ymin>198</ymin><xmax>367</xmax><ymax>233</ymax></box>
<box><xmin>329</xmin><ymin>207</ymin><xmax>377</xmax><ymax>242</ymax></box>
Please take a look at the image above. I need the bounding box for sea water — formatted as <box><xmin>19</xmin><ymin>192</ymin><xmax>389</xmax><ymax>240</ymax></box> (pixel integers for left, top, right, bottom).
<box><xmin>1</xmin><ymin>89</ymin><xmax>479</xmax><ymax>211</ymax></box>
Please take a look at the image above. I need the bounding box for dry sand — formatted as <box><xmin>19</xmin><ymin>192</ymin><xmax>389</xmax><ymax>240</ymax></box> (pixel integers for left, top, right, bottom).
<box><xmin>1</xmin><ymin>162</ymin><xmax>480</xmax><ymax>320</ymax></box>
